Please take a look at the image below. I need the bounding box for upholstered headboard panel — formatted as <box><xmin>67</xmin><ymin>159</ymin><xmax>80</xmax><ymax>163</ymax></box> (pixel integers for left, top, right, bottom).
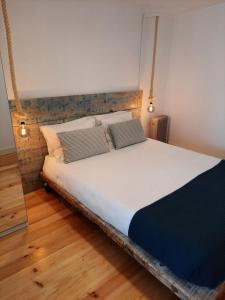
<box><xmin>9</xmin><ymin>90</ymin><xmax>142</xmax><ymax>193</ymax></box>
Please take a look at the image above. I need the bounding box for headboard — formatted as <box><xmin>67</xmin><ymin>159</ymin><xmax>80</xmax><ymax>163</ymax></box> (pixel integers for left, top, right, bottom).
<box><xmin>9</xmin><ymin>90</ymin><xmax>143</xmax><ymax>193</ymax></box>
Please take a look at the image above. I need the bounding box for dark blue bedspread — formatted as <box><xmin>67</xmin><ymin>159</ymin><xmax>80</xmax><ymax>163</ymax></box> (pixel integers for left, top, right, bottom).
<box><xmin>128</xmin><ymin>160</ymin><xmax>225</xmax><ymax>288</ymax></box>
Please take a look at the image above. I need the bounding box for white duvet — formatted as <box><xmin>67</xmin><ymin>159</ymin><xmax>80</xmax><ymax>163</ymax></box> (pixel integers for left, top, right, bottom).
<box><xmin>43</xmin><ymin>139</ymin><xmax>220</xmax><ymax>236</ymax></box>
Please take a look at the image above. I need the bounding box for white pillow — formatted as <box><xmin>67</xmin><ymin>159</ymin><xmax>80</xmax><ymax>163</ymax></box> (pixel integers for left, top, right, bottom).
<box><xmin>40</xmin><ymin>116</ymin><xmax>96</xmax><ymax>156</ymax></box>
<box><xmin>95</xmin><ymin>111</ymin><xmax>132</xmax><ymax>148</ymax></box>
<box><xmin>53</xmin><ymin>147</ymin><xmax>64</xmax><ymax>162</ymax></box>
<box><xmin>94</xmin><ymin>111</ymin><xmax>131</xmax><ymax>124</ymax></box>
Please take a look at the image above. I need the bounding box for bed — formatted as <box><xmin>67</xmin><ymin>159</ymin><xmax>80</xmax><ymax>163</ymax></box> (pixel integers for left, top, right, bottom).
<box><xmin>10</xmin><ymin>90</ymin><xmax>225</xmax><ymax>300</ymax></box>
<box><xmin>42</xmin><ymin>138</ymin><xmax>225</xmax><ymax>300</ymax></box>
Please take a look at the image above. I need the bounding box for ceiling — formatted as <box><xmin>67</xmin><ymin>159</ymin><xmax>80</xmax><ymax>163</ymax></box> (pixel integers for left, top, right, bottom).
<box><xmin>124</xmin><ymin>0</ymin><xmax>225</xmax><ymax>14</ymax></box>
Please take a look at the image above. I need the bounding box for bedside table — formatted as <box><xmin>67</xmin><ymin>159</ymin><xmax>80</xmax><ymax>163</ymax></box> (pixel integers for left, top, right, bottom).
<box><xmin>149</xmin><ymin>115</ymin><xmax>169</xmax><ymax>143</ymax></box>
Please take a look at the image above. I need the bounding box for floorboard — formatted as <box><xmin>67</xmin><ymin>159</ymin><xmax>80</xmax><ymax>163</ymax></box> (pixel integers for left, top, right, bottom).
<box><xmin>0</xmin><ymin>189</ymin><xmax>178</xmax><ymax>300</ymax></box>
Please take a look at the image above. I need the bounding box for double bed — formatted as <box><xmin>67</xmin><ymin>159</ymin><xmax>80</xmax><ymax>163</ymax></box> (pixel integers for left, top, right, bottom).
<box><xmin>10</xmin><ymin>90</ymin><xmax>225</xmax><ymax>300</ymax></box>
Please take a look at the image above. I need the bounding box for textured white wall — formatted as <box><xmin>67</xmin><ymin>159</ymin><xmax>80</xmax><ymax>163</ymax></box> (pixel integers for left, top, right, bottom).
<box><xmin>162</xmin><ymin>4</ymin><xmax>225</xmax><ymax>158</ymax></box>
<box><xmin>0</xmin><ymin>0</ymin><xmax>143</xmax><ymax>99</ymax></box>
<box><xmin>0</xmin><ymin>58</ymin><xmax>15</xmax><ymax>151</ymax></box>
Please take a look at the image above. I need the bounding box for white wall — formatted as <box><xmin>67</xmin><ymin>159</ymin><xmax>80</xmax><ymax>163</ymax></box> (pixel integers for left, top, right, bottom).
<box><xmin>0</xmin><ymin>0</ymin><xmax>143</xmax><ymax>99</ymax></box>
<box><xmin>1</xmin><ymin>1</ymin><xmax>225</xmax><ymax>158</ymax></box>
<box><xmin>0</xmin><ymin>58</ymin><xmax>15</xmax><ymax>151</ymax></box>
<box><xmin>140</xmin><ymin>15</ymin><xmax>174</xmax><ymax>136</ymax></box>
<box><xmin>162</xmin><ymin>4</ymin><xmax>225</xmax><ymax>158</ymax></box>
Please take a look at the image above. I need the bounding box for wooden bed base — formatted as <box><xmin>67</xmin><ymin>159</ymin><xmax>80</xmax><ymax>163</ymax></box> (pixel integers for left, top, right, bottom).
<box><xmin>41</xmin><ymin>172</ymin><xmax>225</xmax><ymax>300</ymax></box>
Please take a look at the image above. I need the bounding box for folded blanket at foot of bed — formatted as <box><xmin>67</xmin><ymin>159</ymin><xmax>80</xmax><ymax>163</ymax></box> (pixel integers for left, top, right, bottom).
<box><xmin>129</xmin><ymin>160</ymin><xmax>225</xmax><ymax>289</ymax></box>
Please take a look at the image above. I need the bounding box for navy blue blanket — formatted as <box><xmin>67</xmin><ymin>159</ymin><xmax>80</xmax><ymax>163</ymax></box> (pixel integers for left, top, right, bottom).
<box><xmin>128</xmin><ymin>160</ymin><xmax>225</xmax><ymax>288</ymax></box>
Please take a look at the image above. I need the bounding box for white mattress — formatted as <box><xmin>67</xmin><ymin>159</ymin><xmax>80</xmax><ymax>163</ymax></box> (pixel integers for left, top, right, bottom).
<box><xmin>43</xmin><ymin>139</ymin><xmax>220</xmax><ymax>236</ymax></box>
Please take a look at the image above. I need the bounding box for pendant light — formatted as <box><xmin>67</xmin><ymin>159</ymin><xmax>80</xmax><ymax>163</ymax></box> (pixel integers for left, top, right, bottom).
<box><xmin>1</xmin><ymin>0</ymin><xmax>28</xmax><ymax>137</ymax></box>
<box><xmin>148</xmin><ymin>16</ymin><xmax>159</xmax><ymax>113</ymax></box>
<box><xmin>17</xmin><ymin>121</ymin><xmax>30</xmax><ymax>138</ymax></box>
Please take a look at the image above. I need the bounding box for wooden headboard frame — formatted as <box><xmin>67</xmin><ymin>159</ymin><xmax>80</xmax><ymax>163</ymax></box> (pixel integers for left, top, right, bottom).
<box><xmin>9</xmin><ymin>90</ymin><xmax>143</xmax><ymax>193</ymax></box>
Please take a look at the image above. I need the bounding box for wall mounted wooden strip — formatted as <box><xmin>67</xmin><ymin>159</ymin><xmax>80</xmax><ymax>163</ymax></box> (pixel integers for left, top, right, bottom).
<box><xmin>9</xmin><ymin>90</ymin><xmax>143</xmax><ymax>193</ymax></box>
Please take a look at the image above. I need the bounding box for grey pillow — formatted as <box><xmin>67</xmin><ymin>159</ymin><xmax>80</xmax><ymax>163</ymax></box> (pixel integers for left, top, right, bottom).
<box><xmin>109</xmin><ymin>118</ymin><xmax>146</xmax><ymax>149</ymax></box>
<box><xmin>57</xmin><ymin>126</ymin><xmax>110</xmax><ymax>163</ymax></box>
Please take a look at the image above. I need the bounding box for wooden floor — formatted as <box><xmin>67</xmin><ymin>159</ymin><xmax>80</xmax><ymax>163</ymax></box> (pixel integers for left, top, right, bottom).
<box><xmin>0</xmin><ymin>189</ymin><xmax>178</xmax><ymax>300</ymax></box>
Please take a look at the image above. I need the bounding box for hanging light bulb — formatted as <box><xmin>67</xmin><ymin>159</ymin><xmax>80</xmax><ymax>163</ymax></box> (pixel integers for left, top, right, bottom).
<box><xmin>148</xmin><ymin>101</ymin><xmax>155</xmax><ymax>113</ymax></box>
<box><xmin>18</xmin><ymin>121</ymin><xmax>30</xmax><ymax>138</ymax></box>
<box><xmin>147</xmin><ymin>96</ymin><xmax>156</xmax><ymax>113</ymax></box>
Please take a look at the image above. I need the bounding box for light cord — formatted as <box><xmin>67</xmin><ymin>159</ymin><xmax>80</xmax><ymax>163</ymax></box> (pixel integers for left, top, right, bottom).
<box><xmin>149</xmin><ymin>16</ymin><xmax>159</xmax><ymax>99</ymax></box>
<box><xmin>1</xmin><ymin>0</ymin><xmax>24</xmax><ymax>116</ymax></box>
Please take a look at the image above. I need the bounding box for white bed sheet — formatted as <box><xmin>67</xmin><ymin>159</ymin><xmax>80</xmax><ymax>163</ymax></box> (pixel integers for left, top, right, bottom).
<box><xmin>43</xmin><ymin>139</ymin><xmax>220</xmax><ymax>236</ymax></box>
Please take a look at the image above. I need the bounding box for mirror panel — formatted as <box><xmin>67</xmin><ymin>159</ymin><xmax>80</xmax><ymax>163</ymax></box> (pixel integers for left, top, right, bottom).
<box><xmin>0</xmin><ymin>56</ymin><xmax>27</xmax><ymax>237</ymax></box>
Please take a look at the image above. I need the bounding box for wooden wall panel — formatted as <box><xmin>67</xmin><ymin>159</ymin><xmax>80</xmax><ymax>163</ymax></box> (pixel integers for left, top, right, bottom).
<box><xmin>9</xmin><ymin>90</ymin><xmax>142</xmax><ymax>193</ymax></box>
